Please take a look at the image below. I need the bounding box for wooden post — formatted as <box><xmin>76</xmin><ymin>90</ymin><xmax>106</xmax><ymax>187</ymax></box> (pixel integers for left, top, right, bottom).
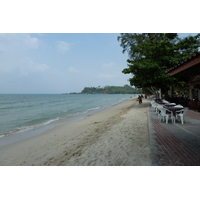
<box><xmin>159</xmin><ymin>88</ymin><xmax>161</xmax><ymax>98</ymax></box>
<box><xmin>189</xmin><ymin>86</ymin><xmax>193</xmax><ymax>100</ymax></box>
<box><xmin>169</xmin><ymin>85</ymin><xmax>173</xmax><ymax>98</ymax></box>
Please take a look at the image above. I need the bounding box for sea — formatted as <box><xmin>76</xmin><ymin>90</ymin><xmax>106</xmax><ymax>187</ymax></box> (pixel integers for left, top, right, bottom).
<box><xmin>0</xmin><ymin>94</ymin><xmax>137</xmax><ymax>146</ymax></box>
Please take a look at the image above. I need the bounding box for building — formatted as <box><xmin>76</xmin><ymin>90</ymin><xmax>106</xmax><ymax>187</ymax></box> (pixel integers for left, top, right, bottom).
<box><xmin>167</xmin><ymin>52</ymin><xmax>200</xmax><ymax>101</ymax></box>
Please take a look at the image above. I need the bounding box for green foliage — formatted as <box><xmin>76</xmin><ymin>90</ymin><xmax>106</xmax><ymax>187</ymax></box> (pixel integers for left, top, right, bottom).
<box><xmin>81</xmin><ymin>85</ymin><xmax>142</xmax><ymax>94</ymax></box>
<box><xmin>118</xmin><ymin>33</ymin><xmax>200</xmax><ymax>92</ymax></box>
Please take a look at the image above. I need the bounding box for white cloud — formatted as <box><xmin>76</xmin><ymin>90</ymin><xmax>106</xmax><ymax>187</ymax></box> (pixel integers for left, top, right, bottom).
<box><xmin>0</xmin><ymin>33</ymin><xmax>39</xmax><ymax>50</ymax></box>
<box><xmin>68</xmin><ymin>67</ymin><xmax>80</xmax><ymax>73</ymax></box>
<box><xmin>102</xmin><ymin>62</ymin><xmax>115</xmax><ymax>69</ymax></box>
<box><xmin>0</xmin><ymin>33</ymin><xmax>131</xmax><ymax>93</ymax></box>
<box><xmin>55</xmin><ymin>41</ymin><xmax>70</xmax><ymax>52</ymax></box>
<box><xmin>35</xmin><ymin>63</ymin><xmax>49</xmax><ymax>71</ymax></box>
<box><xmin>0</xmin><ymin>34</ymin><xmax>46</xmax><ymax>75</ymax></box>
<box><xmin>19</xmin><ymin>59</ymin><xmax>49</xmax><ymax>76</ymax></box>
<box><xmin>24</xmin><ymin>35</ymin><xmax>39</xmax><ymax>49</ymax></box>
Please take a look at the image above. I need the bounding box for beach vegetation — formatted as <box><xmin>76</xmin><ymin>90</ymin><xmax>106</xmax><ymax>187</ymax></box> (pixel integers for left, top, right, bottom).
<box><xmin>118</xmin><ymin>33</ymin><xmax>200</xmax><ymax>95</ymax></box>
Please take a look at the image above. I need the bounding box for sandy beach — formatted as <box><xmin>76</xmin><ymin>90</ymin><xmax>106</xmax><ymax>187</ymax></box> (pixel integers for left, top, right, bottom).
<box><xmin>0</xmin><ymin>97</ymin><xmax>152</xmax><ymax>166</ymax></box>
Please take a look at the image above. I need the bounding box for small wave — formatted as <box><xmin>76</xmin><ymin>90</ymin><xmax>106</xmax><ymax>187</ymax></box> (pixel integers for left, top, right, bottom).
<box><xmin>0</xmin><ymin>106</ymin><xmax>16</xmax><ymax>110</ymax></box>
<box><xmin>12</xmin><ymin>126</ymin><xmax>35</xmax><ymax>134</ymax></box>
<box><xmin>81</xmin><ymin>106</ymin><xmax>102</xmax><ymax>116</ymax></box>
<box><xmin>42</xmin><ymin>118</ymin><xmax>59</xmax><ymax>125</ymax></box>
<box><xmin>85</xmin><ymin>106</ymin><xmax>100</xmax><ymax>112</ymax></box>
<box><xmin>3</xmin><ymin>118</ymin><xmax>60</xmax><ymax>137</ymax></box>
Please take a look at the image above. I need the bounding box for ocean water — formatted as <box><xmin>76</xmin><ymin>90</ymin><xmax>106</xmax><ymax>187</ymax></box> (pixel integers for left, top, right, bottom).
<box><xmin>0</xmin><ymin>94</ymin><xmax>137</xmax><ymax>140</ymax></box>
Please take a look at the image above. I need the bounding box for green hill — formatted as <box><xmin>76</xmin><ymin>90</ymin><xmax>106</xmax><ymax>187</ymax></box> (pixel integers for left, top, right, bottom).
<box><xmin>81</xmin><ymin>85</ymin><xmax>142</xmax><ymax>94</ymax></box>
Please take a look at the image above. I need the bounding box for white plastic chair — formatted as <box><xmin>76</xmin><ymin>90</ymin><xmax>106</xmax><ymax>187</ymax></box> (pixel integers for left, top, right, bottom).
<box><xmin>175</xmin><ymin>108</ymin><xmax>188</xmax><ymax>124</ymax></box>
<box><xmin>150</xmin><ymin>100</ymin><xmax>155</xmax><ymax>108</ymax></box>
<box><xmin>159</xmin><ymin>108</ymin><xmax>172</xmax><ymax>124</ymax></box>
<box><xmin>151</xmin><ymin>102</ymin><xmax>158</xmax><ymax>112</ymax></box>
<box><xmin>170</xmin><ymin>112</ymin><xmax>176</xmax><ymax>124</ymax></box>
<box><xmin>157</xmin><ymin>105</ymin><xmax>164</xmax><ymax>121</ymax></box>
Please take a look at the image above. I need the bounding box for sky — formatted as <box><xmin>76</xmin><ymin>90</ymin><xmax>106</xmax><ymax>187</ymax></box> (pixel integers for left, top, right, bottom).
<box><xmin>0</xmin><ymin>1</ymin><xmax>199</xmax><ymax>94</ymax></box>
<box><xmin>0</xmin><ymin>33</ymin><xmax>133</xmax><ymax>94</ymax></box>
<box><xmin>0</xmin><ymin>33</ymin><xmax>198</xmax><ymax>94</ymax></box>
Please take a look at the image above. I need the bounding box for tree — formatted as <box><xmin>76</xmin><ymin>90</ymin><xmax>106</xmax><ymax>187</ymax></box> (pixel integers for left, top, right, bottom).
<box><xmin>118</xmin><ymin>33</ymin><xmax>200</xmax><ymax>95</ymax></box>
<box><xmin>81</xmin><ymin>85</ymin><xmax>142</xmax><ymax>94</ymax></box>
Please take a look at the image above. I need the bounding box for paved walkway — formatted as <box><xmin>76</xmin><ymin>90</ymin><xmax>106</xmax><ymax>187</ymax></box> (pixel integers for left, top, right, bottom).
<box><xmin>147</xmin><ymin>102</ymin><xmax>200</xmax><ymax>166</ymax></box>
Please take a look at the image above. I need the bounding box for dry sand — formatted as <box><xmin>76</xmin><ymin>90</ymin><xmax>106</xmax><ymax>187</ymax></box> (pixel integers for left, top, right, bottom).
<box><xmin>0</xmin><ymin>97</ymin><xmax>152</xmax><ymax>166</ymax></box>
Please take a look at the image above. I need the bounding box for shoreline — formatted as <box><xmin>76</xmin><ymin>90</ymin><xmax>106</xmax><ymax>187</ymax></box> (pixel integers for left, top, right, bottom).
<box><xmin>0</xmin><ymin>97</ymin><xmax>135</xmax><ymax>147</ymax></box>
<box><xmin>0</xmin><ymin>97</ymin><xmax>152</xmax><ymax>166</ymax></box>
<box><xmin>0</xmin><ymin>94</ymin><xmax>134</xmax><ymax>146</ymax></box>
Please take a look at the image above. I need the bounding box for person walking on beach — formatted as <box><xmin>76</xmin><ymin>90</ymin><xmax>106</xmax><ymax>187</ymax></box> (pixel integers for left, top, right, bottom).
<box><xmin>138</xmin><ymin>95</ymin><xmax>142</xmax><ymax>104</ymax></box>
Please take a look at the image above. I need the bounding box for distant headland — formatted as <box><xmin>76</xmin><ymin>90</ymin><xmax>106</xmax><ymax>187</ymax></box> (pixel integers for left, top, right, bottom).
<box><xmin>65</xmin><ymin>85</ymin><xmax>142</xmax><ymax>94</ymax></box>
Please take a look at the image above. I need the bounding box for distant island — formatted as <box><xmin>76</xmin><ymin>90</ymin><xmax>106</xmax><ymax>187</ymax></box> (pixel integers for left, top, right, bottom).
<box><xmin>80</xmin><ymin>85</ymin><xmax>142</xmax><ymax>94</ymax></box>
